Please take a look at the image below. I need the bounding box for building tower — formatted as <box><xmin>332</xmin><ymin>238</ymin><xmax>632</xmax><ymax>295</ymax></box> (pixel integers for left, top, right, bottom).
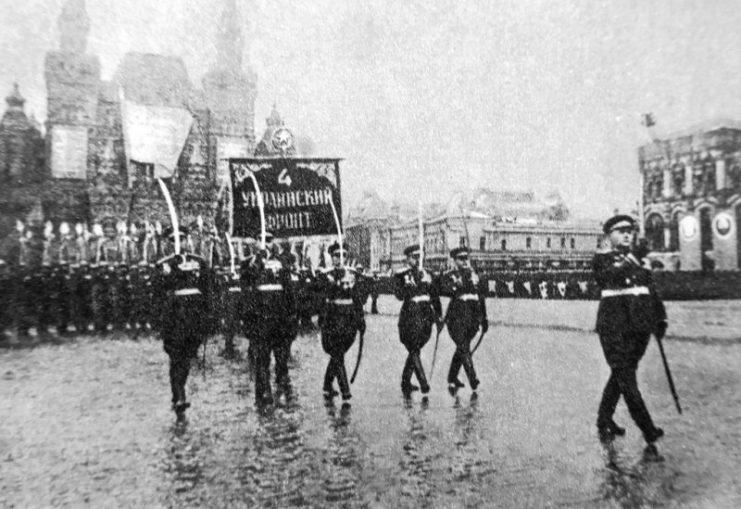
<box><xmin>44</xmin><ymin>0</ymin><xmax>100</xmax><ymax>181</ymax></box>
<box><xmin>203</xmin><ymin>0</ymin><xmax>258</xmax><ymax>185</ymax></box>
<box><xmin>0</xmin><ymin>84</ymin><xmax>44</xmax><ymax>185</ymax></box>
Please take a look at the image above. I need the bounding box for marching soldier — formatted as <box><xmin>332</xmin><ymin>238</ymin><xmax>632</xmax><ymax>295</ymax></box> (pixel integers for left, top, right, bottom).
<box><xmin>318</xmin><ymin>242</ymin><xmax>366</xmax><ymax>402</ymax></box>
<box><xmin>153</xmin><ymin>226</ymin><xmax>213</xmax><ymax>419</ymax></box>
<box><xmin>394</xmin><ymin>244</ymin><xmax>442</xmax><ymax>395</ymax></box>
<box><xmin>240</xmin><ymin>232</ymin><xmax>298</xmax><ymax>404</ymax></box>
<box><xmin>219</xmin><ymin>262</ymin><xmax>243</xmax><ymax>358</ymax></box>
<box><xmin>439</xmin><ymin>246</ymin><xmax>488</xmax><ymax>393</ymax></box>
<box><xmin>593</xmin><ymin>215</ymin><xmax>666</xmax><ymax>446</ymax></box>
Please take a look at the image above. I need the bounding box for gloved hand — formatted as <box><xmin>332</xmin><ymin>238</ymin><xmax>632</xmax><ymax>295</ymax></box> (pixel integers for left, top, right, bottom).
<box><xmin>655</xmin><ymin>320</ymin><xmax>667</xmax><ymax>340</ymax></box>
<box><xmin>480</xmin><ymin>318</ymin><xmax>489</xmax><ymax>334</ymax></box>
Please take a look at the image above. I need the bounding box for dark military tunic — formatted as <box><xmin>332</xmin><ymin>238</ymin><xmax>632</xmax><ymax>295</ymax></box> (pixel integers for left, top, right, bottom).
<box><xmin>593</xmin><ymin>249</ymin><xmax>666</xmax><ymax>442</ymax></box>
<box><xmin>394</xmin><ymin>266</ymin><xmax>442</xmax><ymax>392</ymax></box>
<box><xmin>218</xmin><ymin>267</ymin><xmax>243</xmax><ymax>355</ymax></box>
<box><xmin>154</xmin><ymin>254</ymin><xmax>212</xmax><ymax>410</ymax></box>
<box><xmin>240</xmin><ymin>253</ymin><xmax>297</xmax><ymax>402</ymax></box>
<box><xmin>318</xmin><ymin>266</ymin><xmax>365</xmax><ymax>399</ymax></box>
<box><xmin>439</xmin><ymin>266</ymin><xmax>488</xmax><ymax>389</ymax></box>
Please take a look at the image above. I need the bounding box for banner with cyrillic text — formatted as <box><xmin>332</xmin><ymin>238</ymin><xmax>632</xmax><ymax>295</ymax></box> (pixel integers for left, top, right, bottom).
<box><xmin>229</xmin><ymin>158</ymin><xmax>342</xmax><ymax>238</ymax></box>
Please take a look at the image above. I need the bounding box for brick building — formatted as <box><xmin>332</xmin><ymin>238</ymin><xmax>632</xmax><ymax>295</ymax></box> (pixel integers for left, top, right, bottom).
<box><xmin>0</xmin><ymin>0</ymin><xmax>258</xmax><ymax>248</ymax></box>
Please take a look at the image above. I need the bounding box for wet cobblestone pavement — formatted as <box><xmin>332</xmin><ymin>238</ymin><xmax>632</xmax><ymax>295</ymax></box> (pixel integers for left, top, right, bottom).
<box><xmin>1</xmin><ymin>297</ymin><xmax>740</xmax><ymax>507</ymax></box>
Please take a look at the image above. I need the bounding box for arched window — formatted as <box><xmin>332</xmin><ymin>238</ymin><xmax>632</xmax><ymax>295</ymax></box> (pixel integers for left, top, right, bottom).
<box><xmin>672</xmin><ymin>164</ymin><xmax>685</xmax><ymax>196</ymax></box>
<box><xmin>668</xmin><ymin>212</ymin><xmax>680</xmax><ymax>252</ymax></box>
<box><xmin>501</xmin><ymin>239</ymin><xmax>507</xmax><ymax>251</ymax></box>
<box><xmin>645</xmin><ymin>213</ymin><xmax>665</xmax><ymax>252</ymax></box>
<box><xmin>546</xmin><ymin>237</ymin><xmax>551</xmax><ymax>249</ymax></box>
<box><xmin>526</xmin><ymin>237</ymin><xmax>532</xmax><ymax>249</ymax></box>
<box><xmin>570</xmin><ymin>238</ymin><xmax>576</xmax><ymax>249</ymax></box>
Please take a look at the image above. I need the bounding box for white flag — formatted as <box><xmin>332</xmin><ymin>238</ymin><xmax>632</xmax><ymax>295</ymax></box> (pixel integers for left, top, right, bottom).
<box><xmin>121</xmin><ymin>99</ymin><xmax>193</xmax><ymax>177</ymax></box>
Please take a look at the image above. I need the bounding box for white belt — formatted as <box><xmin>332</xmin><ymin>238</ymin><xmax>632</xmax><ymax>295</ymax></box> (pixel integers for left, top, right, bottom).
<box><xmin>228</xmin><ymin>286</ymin><xmax>241</xmax><ymax>293</ymax></box>
<box><xmin>256</xmin><ymin>284</ymin><xmax>283</xmax><ymax>291</ymax></box>
<box><xmin>331</xmin><ymin>298</ymin><xmax>354</xmax><ymax>305</ymax></box>
<box><xmin>601</xmin><ymin>287</ymin><xmax>649</xmax><ymax>298</ymax></box>
<box><xmin>411</xmin><ymin>295</ymin><xmax>430</xmax><ymax>303</ymax></box>
<box><xmin>457</xmin><ymin>294</ymin><xmax>479</xmax><ymax>301</ymax></box>
<box><xmin>174</xmin><ymin>288</ymin><xmax>201</xmax><ymax>296</ymax></box>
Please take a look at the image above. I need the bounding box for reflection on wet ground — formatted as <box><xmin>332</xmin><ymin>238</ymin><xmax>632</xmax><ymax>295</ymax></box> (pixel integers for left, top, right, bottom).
<box><xmin>2</xmin><ymin>298</ymin><xmax>741</xmax><ymax>507</ymax></box>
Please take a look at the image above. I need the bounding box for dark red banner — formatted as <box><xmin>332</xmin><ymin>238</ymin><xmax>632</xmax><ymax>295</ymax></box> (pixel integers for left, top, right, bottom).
<box><xmin>229</xmin><ymin>158</ymin><xmax>342</xmax><ymax>238</ymax></box>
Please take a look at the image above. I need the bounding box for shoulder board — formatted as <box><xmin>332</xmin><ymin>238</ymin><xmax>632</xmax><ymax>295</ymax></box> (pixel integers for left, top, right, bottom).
<box><xmin>394</xmin><ymin>267</ymin><xmax>409</xmax><ymax>275</ymax></box>
<box><xmin>595</xmin><ymin>248</ymin><xmax>613</xmax><ymax>255</ymax></box>
<box><xmin>319</xmin><ymin>267</ymin><xmax>333</xmax><ymax>274</ymax></box>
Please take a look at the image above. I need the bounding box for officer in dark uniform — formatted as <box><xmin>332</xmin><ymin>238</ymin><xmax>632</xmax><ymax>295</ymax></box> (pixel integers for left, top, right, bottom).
<box><xmin>318</xmin><ymin>242</ymin><xmax>366</xmax><ymax>401</ymax></box>
<box><xmin>593</xmin><ymin>214</ymin><xmax>667</xmax><ymax>445</ymax></box>
<box><xmin>240</xmin><ymin>232</ymin><xmax>297</xmax><ymax>404</ymax></box>
<box><xmin>394</xmin><ymin>244</ymin><xmax>442</xmax><ymax>395</ymax></box>
<box><xmin>153</xmin><ymin>226</ymin><xmax>213</xmax><ymax>419</ymax></box>
<box><xmin>439</xmin><ymin>246</ymin><xmax>488</xmax><ymax>392</ymax></box>
<box><xmin>219</xmin><ymin>262</ymin><xmax>243</xmax><ymax>358</ymax></box>
<box><xmin>296</xmin><ymin>261</ymin><xmax>318</xmax><ymax>329</ymax></box>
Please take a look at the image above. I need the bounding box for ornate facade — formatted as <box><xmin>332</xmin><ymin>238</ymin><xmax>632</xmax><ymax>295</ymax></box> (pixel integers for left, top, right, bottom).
<box><xmin>640</xmin><ymin>120</ymin><xmax>741</xmax><ymax>270</ymax></box>
<box><xmin>0</xmin><ymin>0</ymin><xmax>257</xmax><ymax>249</ymax></box>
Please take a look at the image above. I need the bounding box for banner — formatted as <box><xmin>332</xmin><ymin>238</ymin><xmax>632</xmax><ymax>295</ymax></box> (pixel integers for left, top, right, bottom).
<box><xmin>121</xmin><ymin>100</ymin><xmax>193</xmax><ymax>178</ymax></box>
<box><xmin>230</xmin><ymin>158</ymin><xmax>342</xmax><ymax>238</ymax></box>
<box><xmin>51</xmin><ymin>126</ymin><xmax>88</xmax><ymax>179</ymax></box>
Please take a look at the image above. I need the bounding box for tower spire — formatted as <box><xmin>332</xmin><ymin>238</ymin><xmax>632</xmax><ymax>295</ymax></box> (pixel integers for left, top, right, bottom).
<box><xmin>58</xmin><ymin>0</ymin><xmax>90</xmax><ymax>54</ymax></box>
<box><xmin>6</xmin><ymin>83</ymin><xmax>25</xmax><ymax>111</ymax></box>
<box><xmin>216</xmin><ymin>0</ymin><xmax>245</xmax><ymax>72</ymax></box>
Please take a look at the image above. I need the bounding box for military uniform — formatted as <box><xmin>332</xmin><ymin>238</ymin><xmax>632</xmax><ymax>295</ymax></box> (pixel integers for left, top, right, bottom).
<box><xmin>130</xmin><ymin>263</ymin><xmax>154</xmax><ymax>337</ymax></box>
<box><xmin>240</xmin><ymin>240</ymin><xmax>297</xmax><ymax>404</ymax></box>
<box><xmin>394</xmin><ymin>244</ymin><xmax>442</xmax><ymax>395</ymax></box>
<box><xmin>318</xmin><ymin>243</ymin><xmax>366</xmax><ymax>401</ymax></box>
<box><xmin>219</xmin><ymin>266</ymin><xmax>243</xmax><ymax>357</ymax></box>
<box><xmin>153</xmin><ymin>229</ymin><xmax>213</xmax><ymax>418</ymax></box>
<box><xmin>439</xmin><ymin>247</ymin><xmax>488</xmax><ymax>391</ymax></box>
<box><xmin>594</xmin><ymin>215</ymin><xmax>666</xmax><ymax>444</ymax></box>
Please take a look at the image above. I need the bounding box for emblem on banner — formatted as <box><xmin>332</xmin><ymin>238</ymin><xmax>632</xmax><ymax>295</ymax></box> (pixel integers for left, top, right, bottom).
<box><xmin>713</xmin><ymin>212</ymin><xmax>733</xmax><ymax>238</ymax></box>
<box><xmin>679</xmin><ymin>215</ymin><xmax>698</xmax><ymax>240</ymax></box>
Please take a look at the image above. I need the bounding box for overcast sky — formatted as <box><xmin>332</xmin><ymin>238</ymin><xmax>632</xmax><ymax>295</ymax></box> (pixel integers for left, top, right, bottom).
<box><xmin>2</xmin><ymin>0</ymin><xmax>741</xmax><ymax>218</ymax></box>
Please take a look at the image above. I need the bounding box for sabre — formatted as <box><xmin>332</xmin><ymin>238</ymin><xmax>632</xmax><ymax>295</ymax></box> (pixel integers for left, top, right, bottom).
<box><xmin>157</xmin><ymin>178</ymin><xmax>180</xmax><ymax>255</ymax></box>
<box><xmin>244</xmin><ymin>170</ymin><xmax>267</xmax><ymax>249</ymax></box>
<box><xmin>471</xmin><ymin>328</ymin><xmax>486</xmax><ymax>355</ymax></box>
<box><xmin>328</xmin><ymin>196</ymin><xmax>344</xmax><ymax>266</ymax></box>
<box><xmin>225</xmin><ymin>231</ymin><xmax>237</xmax><ymax>276</ymax></box>
<box><xmin>429</xmin><ymin>307</ymin><xmax>449</xmax><ymax>383</ymax></box>
<box><xmin>656</xmin><ymin>333</ymin><xmax>682</xmax><ymax>414</ymax></box>
<box><xmin>350</xmin><ymin>330</ymin><xmax>364</xmax><ymax>384</ymax></box>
